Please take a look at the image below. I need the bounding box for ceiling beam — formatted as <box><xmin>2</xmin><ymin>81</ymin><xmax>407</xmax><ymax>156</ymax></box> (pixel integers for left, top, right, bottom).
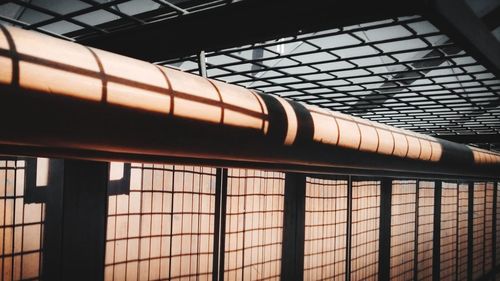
<box><xmin>78</xmin><ymin>0</ymin><xmax>424</xmax><ymax>62</ymax></box>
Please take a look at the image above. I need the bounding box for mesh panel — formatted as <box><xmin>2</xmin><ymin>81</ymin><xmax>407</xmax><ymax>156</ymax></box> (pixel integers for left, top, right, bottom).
<box><xmin>472</xmin><ymin>182</ymin><xmax>486</xmax><ymax>279</ymax></box>
<box><xmin>417</xmin><ymin>181</ymin><xmax>434</xmax><ymax>281</ymax></box>
<box><xmin>224</xmin><ymin>169</ymin><xmax>285</xmax><ymax>281</ymax></box>
<box><xmin>484</xmin><ymin>182</ymin><xmax>494</xmax><ymax>272</ymax></box>
<box><xmin>350</xmin><ymin>180</ymin><xmax>380</xmax><ymax>281</ymax></box>
<box><xmin>105</xmin><ymin>164</ymin><xmax>216</xmax><ymax>281</ymax></box>
<box><xmin>303</xmin><ymin>178</ymin><xmax>348</xmax><ymax>281</ymax></box>
<box><xmin>497</xmin><ymin>182</ymin><xmax>500</xmax><ymax>267</ymax></box>
<box><xmin>390</xmin><ymin>180</ymin><xmax>416</xmax><ymax>281</ymax></box>
<box><xmin>440</xmin><ymin>182</ymin><xmax>458</xmax><ymax>280</ymax></box>
<box><xmin>0</xmin><ymin>158</ymin><xmax>44</xmax><ymax>281</ymax></box>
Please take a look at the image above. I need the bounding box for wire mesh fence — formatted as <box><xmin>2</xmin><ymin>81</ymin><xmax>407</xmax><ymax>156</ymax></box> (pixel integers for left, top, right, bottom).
<box><xmin>0</xmin><ymin>158</ymin><xmax>44</xmax><ymax>281</ymax></box>
<box><xmin>0</xmin><ymin>157</ymin><xmax>498</xmax><ymax>280</ymax></box>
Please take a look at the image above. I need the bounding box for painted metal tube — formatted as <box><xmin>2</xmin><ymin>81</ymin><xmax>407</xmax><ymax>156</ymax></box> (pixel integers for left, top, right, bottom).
<box><xmin>0</xmin><ymin>25</ymin><xmax>499</xmax><ymax>178</ymax></box>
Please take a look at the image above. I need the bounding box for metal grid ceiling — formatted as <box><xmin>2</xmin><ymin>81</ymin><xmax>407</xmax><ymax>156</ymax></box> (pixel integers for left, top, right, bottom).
<box><xmin>165</xmin><ymin>16</ymin><xmax>500</xmax><ymax>140</ymax></box>
<box><xmin>0</xmin><ymin>0</ymin><xmax>241</xmax><ymax>41</ymax></box>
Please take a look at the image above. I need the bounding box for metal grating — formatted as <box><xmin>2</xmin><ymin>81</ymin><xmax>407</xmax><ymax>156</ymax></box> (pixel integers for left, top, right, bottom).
<box><xmin>224</xmin><ymin>169</ymin><xmax>284</xmax><ymax>281</ymax></box>
<box><xmin>350</xmin><ymin>180</ymin><xmax>380</xmax><ymax>281</ymax></box>
<box><xmin>390</xmin><ymin>180</ymin><xmax>416</xmax><ymax>281</ymax></box>
<box><xmin>303</xmin><ymin>177</ymin><xmax>348</xmax><ymax>281</ymax></box>
<box><xmin>165</xmin><ymin>15</ymin><xmax>500</xmax><ymax>141</ymax></box>
<box><xmin>105</xmin><ymin>164</ymin><xmax>217</xmax><ymax>281</ymax></box>
<box><xmin>416</xmin><ymin>181</ymin><xmax>434</xmax><ymax>281</ymax></box>
<box><xmin>440</xmin><ymin>182</ymin><xmax>458</xmax><ymax>280</ymax></box>
<box><xmin>0</xmin><ymin>158</ymin><xmax>44</xmax><ymax>281</ymax></box>
<box><xmin>0</xmin><ymin>0</ymin><xmax>240</xmax><ymax>41</ymax></box>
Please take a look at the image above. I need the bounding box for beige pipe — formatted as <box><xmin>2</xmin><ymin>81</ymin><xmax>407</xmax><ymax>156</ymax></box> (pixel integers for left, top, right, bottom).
<box><xmin>0</xmin><ymin>25</ymin><xmax>498</xmax><ymax>178</ymax></box>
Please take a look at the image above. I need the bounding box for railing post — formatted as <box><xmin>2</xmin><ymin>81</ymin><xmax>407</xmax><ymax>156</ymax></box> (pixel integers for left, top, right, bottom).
<box><xmin>468</xmin><ymin>181</ymin><xmax>474</xmax><ymax>281</ymax></box>
<box><xmin>35</xmin><ymin>159</ymin><xmax>65</xmax><ymax>281</ymax></box>
<box><xmin>60</xmin><ymin>160</ymin><xmax>109</xmax><ymax>281</ymax></box>
<box><xmin>492</xmin><ymin>182</ymin><xmax>498</xmax><ymax>280</ymax></box>
<box><xmin>346</xmin><ymin>176</ymin><xmax>353</xmax><ymax>281</ymax></box>
<box><xmin>414</xmin><ymin>180</ymin><xmax>421</xmax><ymax>280</ymax></box>
<box><xmin>432</xmin><ymin>180</ymin><xmax>442</xmax><ymax>281</ymax></box>
<box><xmin>281</xmin><ymin>173</ymin><xmax>306</xmax><ymax>281</ymax></box>
<box><xmin>378</xmin><ymin>178</ymin><xmax>392</xmax><ymax>280</ymax></box>
<box><xmin>213</xmin><ymin>168</ymin><xmax>228</xmax><ymax>281</ymax></box>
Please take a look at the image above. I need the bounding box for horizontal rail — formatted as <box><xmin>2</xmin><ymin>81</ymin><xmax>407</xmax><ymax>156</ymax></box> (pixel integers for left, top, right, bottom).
<box><xmin>0</xmin><ymin>25</ymin><xmax>499</xmax><ymax>178</ymax></box>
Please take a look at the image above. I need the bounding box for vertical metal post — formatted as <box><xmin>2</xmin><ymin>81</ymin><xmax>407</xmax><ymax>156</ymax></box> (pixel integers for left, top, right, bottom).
<box><xmin>468</xmin><ymin>181</ymin><xmax>474</xmax><ymax>281</ymax></box>
<box><xmin>493</xmin><ymin>182</ymin><xmax>498</xmax><ymax>279</ymax></box>
<box><xmin>346</xmin><ymin>176</ymin><xmax>353</xmax><ymax>281</ymax></box>
<box><xmin>483</xmin><ymin>182</ymin><xmax>487</xmax><ymax>276</ymax></box>
<box><xmin>432</xmin><ymin>180</ymin><xmax>442</xmax><ymax>281</ymax></box>
<box><xmin>455</xmin><ymin>181</ymin><xmax>460</xmax><ymax>281</ymax></box>
<box><xmin>198</xmin><ymin>50</ymin><xmax>208</xmax><ymax>78</ymax></box>
<box><xmin>213</xmin><ymin>168</ymin><xmax>228</xmax><ymax>281</ymax></box>
<box><xmin>38</xmin><ymin>159</ymin><xmax>65</xmax><ymax>281</ymax></box>
<box><xmin>198</xmin><ymin>49</ymin><xmax>228</xmax><ymax>281</ymax></box>
<box><xmin>414</xmin><ymin>180</ymin><xmax>420</xmax><ymax>281</ymax></box>
<box><xmin>281</xmin><ymin>173</ymin><xmax>306</xmax><ymax>281</ymax></box>
<box><xmin>60</xmin><ymin>160</ymin><xmax>109</xmax><ymax>281</ymax></box>
<box><xmin>378</xmin><ymin>178</ymin><xmax>392</xmax><ymax>281</ymax></box>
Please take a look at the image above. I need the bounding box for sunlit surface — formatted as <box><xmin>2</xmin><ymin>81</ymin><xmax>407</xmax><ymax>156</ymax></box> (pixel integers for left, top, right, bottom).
<box><xmin>457</xmin><ymin>183</ymin><xmax>469</xmax><ymax>281</ymax></box>
<box><xmin>416</xmin><ymin>181</ymin><xmax>434</xmax><ymax>281</ymax></box>
<box><xmin>0</xmin><ymin>158</ymin><xmax>44</xmax><ymax>280</ymax></box>
<box><xmin>472</xmin><ymin>182</ymin><xmax>494</xmax><ymax>280</ymax></box>
<box><xmin>0</xmin><ymin>157</ymin><xmax>497</xmax><ymax>280</ymax></box>
<box><xmin>497</xmin><ymin>182</ymin><xmax>500</xmax><ymax>268</ymax></box>
<box><xmin>350</xmin><ymin>180</ymin><xmax>380</xmax><ymax>281</ymax></box>
<box><xmin>440</xmin><ymin>182</ymin><xmax>458</xmax><ymax>280</ymax></box>
<box><xmin>224</xmin><ymin>169</ymin><xmax>284</xmax><ymax>281</ymax></box>
<box><xmin>105</xmin><ymin>164</ymin><xmax>216</xmax><ymax>281</ymax></box>
<box><xmin>390</xmin><ymin>180</ymin><xmax>416</xmax><ymax>281</ymax></box>
<box><xmin>304</xmin><ymin>178</ymin><xmax>347</xmax><ymax>281</ymax></box>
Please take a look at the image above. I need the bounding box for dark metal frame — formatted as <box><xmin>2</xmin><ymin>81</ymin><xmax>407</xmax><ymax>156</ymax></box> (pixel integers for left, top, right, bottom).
<box><xmin>213</xmin><ymin>168</ymin><xmax>228</xmax><ymax>281</ymax></box>
<box><xmin>432</xmin><ymin>180</ymin><xmax>442</xmax><ymax>281</ymax></box>
<box><xmin>378</xmin><ymin>178</ymin><xmax>392</xmax><ymax>281</ymax></box>
<box><xmin>468</xmin><ymin>181</ymin><xmax>475</xmax><ymax>281</ymax></box>
<box><xmin>281</xmin><ymin>173</ymin><xmax>306</xmax><ymax>281</ymax></box>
